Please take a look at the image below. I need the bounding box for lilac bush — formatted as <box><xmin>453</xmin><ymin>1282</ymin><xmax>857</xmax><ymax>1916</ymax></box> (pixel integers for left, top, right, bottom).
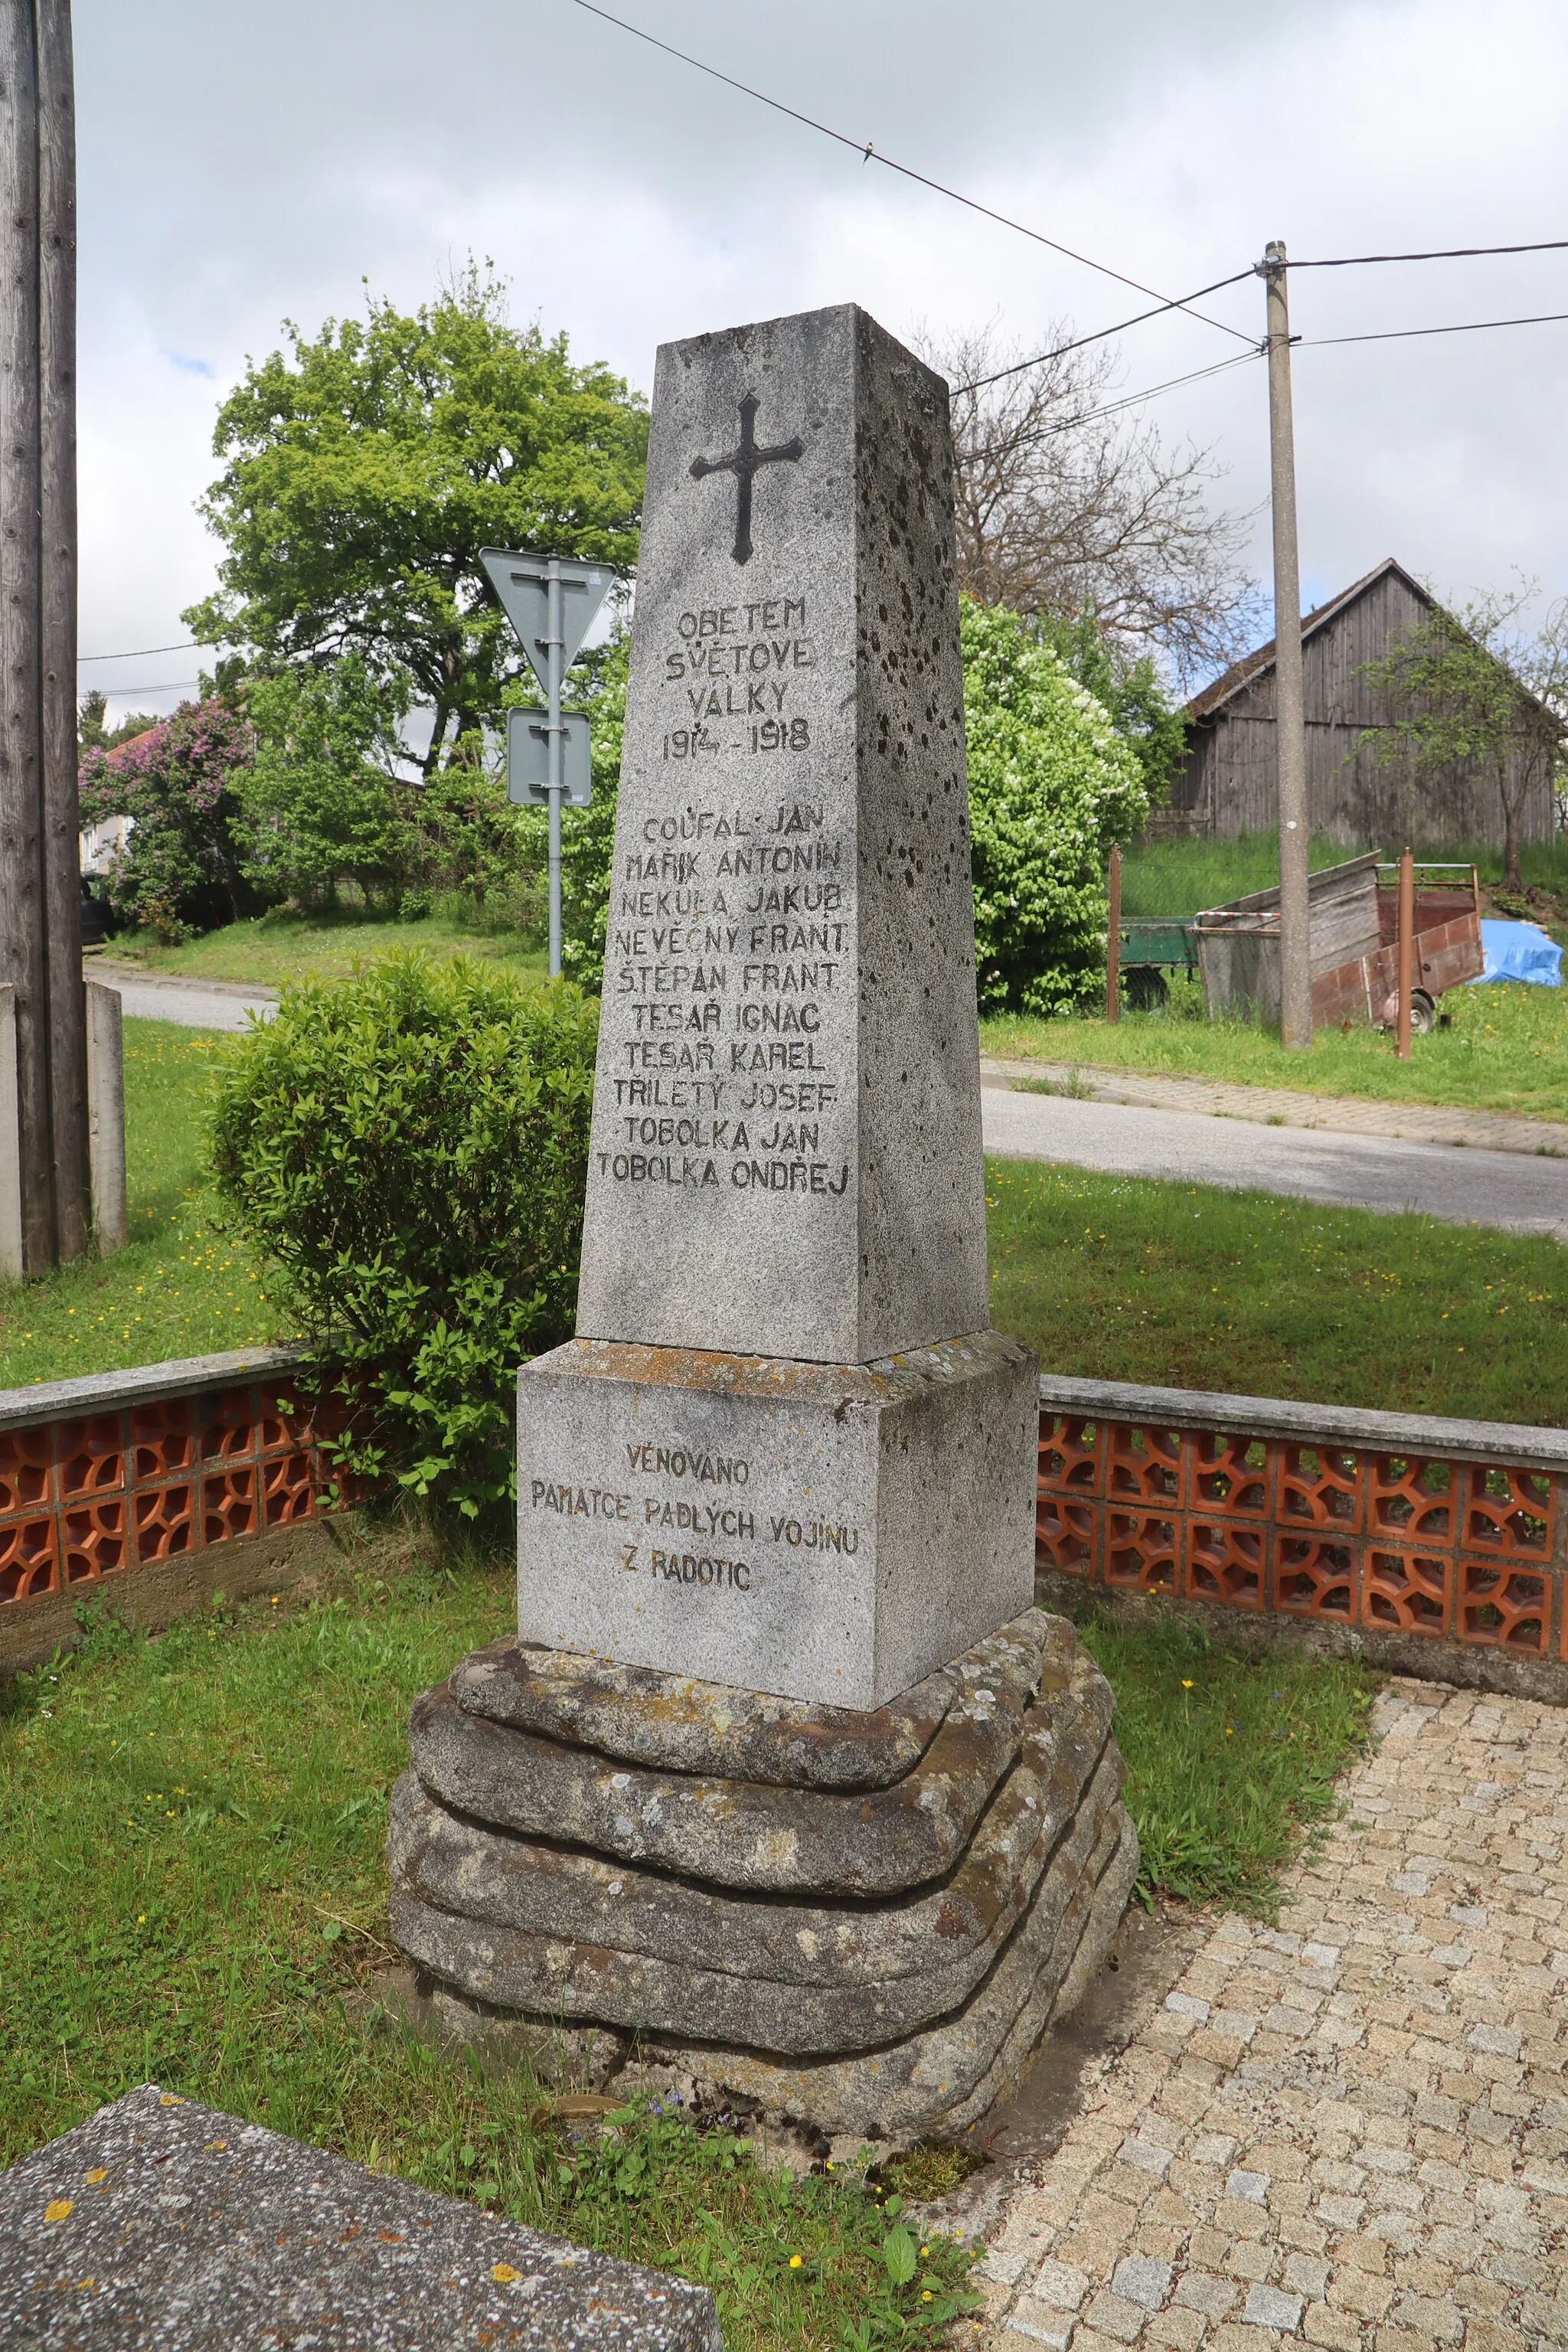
<box><xmin>79</xmin><ymin>696</ymin><xmax>258</xmax><ymax>939</ymax></box>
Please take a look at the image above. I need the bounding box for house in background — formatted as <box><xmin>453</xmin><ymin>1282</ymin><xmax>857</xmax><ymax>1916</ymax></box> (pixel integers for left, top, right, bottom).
<box><xmin>1168</xmin><ymin>557</ymin><xmax>1555</xmax><ymax>849</ymax></box>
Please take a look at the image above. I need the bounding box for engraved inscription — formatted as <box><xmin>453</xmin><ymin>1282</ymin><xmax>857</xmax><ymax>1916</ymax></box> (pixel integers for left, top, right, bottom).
<box><xmin>599</xmin><ymin>585</ymin><xmax>852</xmax><ymax>1204</ymax></box>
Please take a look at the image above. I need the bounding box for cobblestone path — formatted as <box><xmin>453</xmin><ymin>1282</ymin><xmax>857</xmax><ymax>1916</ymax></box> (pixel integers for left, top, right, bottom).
<box><xmin>979</xmin><ymin>1679</ymin><xmax>1568</xmax><ymax>2352</ymax></box>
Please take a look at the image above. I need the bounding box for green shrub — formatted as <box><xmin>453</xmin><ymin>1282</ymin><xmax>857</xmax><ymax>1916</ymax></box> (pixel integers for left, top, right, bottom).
<box><xmin>962</xmin><ymin>596</ymin><xmax>1148</xmax><ymax>1014</ymax></box>
<box><xmin>207</xmin><ymin>953</ymin><xmax>596</xmax><ymax>1518</ymax></box>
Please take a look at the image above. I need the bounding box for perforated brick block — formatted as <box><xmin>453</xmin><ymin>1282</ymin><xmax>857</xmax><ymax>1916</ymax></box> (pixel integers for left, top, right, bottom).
<box><xmin>0</xmin><ymin>1516</ymin><xmax>57</xmax><ymax>1602</ymax></box>
<box><xmin>1036</xmin><ymin>1491</ymin><xmax>1098</xmax><ymax>1577</ymax></box>
<box><xmin>1368</xmin><ymin>1452</ymin><xmax>1455</xmax><ymax>1547</ymax></box>
<box><xmin>1106</xmin><ymin>1423</ymin><xmax>1184</xmax><ymax>1508</ymax></box>
<box><xmin>57</xmin><ymin>1416</ymin><xmax>126</xmax><ymax>1503</ymax></box>
<box><xmin>133</xmin><ymin>1483</ymin><xmax>196</xmax><ymax>1563</ymax></box>
<box><xmin>1190</xmin><ymin>1431</ymin><xmax>1270</xmax><ymax>1518</ymax></box>
<box><xmin>1464</xmin><ymin>1462</ymin><xmax>1556</xmax><ymax>1557</ymax></box>
<box><xmin>1037</xmin><ymin>1413</ymin><xmax>1103</xmax><ymax>1499</ymax></box>
<box><xmin>1277</xmin><ymin>1443</ymin><xmax>1361</xmax><ymax>1532</ymax></box>
<box><xmin>61</xmin><ymin>1502</ymin><xmax>128</xmax><ymax>1584</ymax></box>
<box><xmin>1105</xmin><ymin>1508</ymin><xmax>1180</xmax><ymax>1597</ymax></box>
<box><xmin>1362</xmin><ymin>1547</ymin><xmax>1451</xmax><ymax>1635</ymax></box>
<box><xmin>0</xmin><ymin>1426</ymin><xmax>54</xmax><ymax>1515</ymax></box>
<box><xmin>1457</xmin><ymin>1558</ymin><xmax>1548</xmax><ymax>1651</ymax></box>
<box><xmin>1187</xmin><ymin>1519</ymin><xmax>1264</xmax><ymax>1609</ymax></box>
<box><xmin>1276</xmin><ymin>1535</ymin><xmax>1355</xmax><ymax>1619</ymax></box>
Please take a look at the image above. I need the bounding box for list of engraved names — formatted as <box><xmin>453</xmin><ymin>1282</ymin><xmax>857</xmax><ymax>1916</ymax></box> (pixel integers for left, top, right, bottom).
<box><xmin>603</xmin><ymin>590</ymin><xmax>851</xmax><ymax>1205</ymax></box>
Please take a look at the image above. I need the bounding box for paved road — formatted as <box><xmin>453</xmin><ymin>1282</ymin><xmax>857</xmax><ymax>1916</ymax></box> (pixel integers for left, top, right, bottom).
<box><xmin>97</xmin><ymin>971</ymin><xmax>278</xmax><ymax>1032</ymax></box>
<box><xmin>981</xmin><ymin>1079</ymin><xmax>1568</xmax><ymax>1242</ymax></box>
<box><xmin>106</xmin><ymin>971</ymin><xmax>1567</xmax><ymax>1242</ymax></box>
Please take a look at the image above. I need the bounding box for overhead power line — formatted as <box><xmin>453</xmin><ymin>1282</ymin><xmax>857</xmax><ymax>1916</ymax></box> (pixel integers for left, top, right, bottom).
<box><xmin>79</xmin><ymin>639</ymin><xmax>211</xmax><ymax>663</ymax></box>
<box><xmin>965</xmin><ymin>348</ymin><xmax>1264</xmax><ymax>466</ymax></box>
<box><xmin>568</xmin><ymin>0</ymin><xmax>1254</xmax><ymax>346</ymax></box>
<box><xmin>1291</xmin><ymin>239</ymin><xmax>1568</xmax><ymax>269</ymax></box>
<box><xmin>952</xmin><ymin>280</ymin><xmax>1256</xmax><ymax>395</ymax></box>
<box><xmin>1302</xmin><ymin>309</ymin><xmax>1568</xmax><ymax>349</ymax></box>
<box><xmin>90</xmin><ymin>678</ymin><xmax>202</xmax><ymax>696</ymax></box>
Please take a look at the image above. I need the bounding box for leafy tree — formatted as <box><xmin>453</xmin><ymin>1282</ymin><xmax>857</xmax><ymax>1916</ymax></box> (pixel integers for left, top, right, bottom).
<box><xmin>921</xmin><ymin>323</ymin><xmax>1259</xmax><ymax>684</ymax></box>
<box><xmin>77</xmin><ymin>690</ymin><xmax>160</xmax><ymax>762</ymax></box>
<box><xmin>962</xmin><ymin>596</ymin><xmax>1148</xmax><ymax>1014</ymax></box>
<box><xmin>78</xmin><ymin>696</ymin><xmax>257</xmax><ymax>939</ymax></box>
<box><xmin>399</xmin><ymin>751</ymin><xmax>537</xmax><ymax>917</ymax></box>
<box><xmin>236</xmin><ymin>657</ymin><xmax>409</xmax><ymax>910</ymax></box>
<box><xmin>185</xmin><ymin>265</ymin><xmax>647</xmax><ymax>777</ymax></box>
<box><xmin>1359</xmin><ymin>587</ymin><xmax>1568</xmax><ymax>890</ymax></box>
<box><xmin>1033</xmin><ymin>608</ymin><xmax>1187</xmax><ymax>808</ymax></box>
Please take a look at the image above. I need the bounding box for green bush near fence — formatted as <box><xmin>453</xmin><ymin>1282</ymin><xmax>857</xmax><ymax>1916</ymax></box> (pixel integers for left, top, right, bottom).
<box><xmin>207</xmin><ymin>954</ymin><xmax>596</xmax><ymax>1520</ymax></box>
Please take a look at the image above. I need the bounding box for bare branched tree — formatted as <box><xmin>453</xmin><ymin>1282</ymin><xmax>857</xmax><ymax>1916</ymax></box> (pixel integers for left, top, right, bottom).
<box><xmin>918</xmin><ymin>322</ymin><xmax>1261</xmax><ymax>685</ymax></box>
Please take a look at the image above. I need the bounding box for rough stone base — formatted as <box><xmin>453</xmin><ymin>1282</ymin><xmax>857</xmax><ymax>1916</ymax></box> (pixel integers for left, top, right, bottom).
<box><xmin>387</xmin><ymin>1609</ymin><xmax>1137</xmax><ymax>2140</ymax></box>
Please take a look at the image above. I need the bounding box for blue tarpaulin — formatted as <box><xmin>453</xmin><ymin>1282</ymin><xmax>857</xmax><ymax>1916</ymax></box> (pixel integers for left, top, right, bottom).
<box><xmin>1471</xmin><ymin>919</ymin><xmax>1563</xmax><ymax>988</ymax></box>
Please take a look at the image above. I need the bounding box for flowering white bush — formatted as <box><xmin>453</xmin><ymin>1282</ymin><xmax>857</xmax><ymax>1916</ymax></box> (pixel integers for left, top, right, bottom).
<box><xmin>962</xmin><ymin>596</ymin><xmax>1148</xmax><ymax>1014</ymax></box>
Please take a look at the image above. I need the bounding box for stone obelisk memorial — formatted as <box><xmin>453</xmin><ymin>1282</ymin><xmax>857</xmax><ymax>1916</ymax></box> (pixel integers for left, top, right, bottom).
<box><xmin>390</xmin><ymin>305</ymin><xmax>1136</xmax><ymax>2141</ymax></box>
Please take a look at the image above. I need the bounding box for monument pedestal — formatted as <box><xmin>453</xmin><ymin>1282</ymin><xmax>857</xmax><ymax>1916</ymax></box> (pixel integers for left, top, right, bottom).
<box><xmin>387</xmin><ymin>1609</ymin><xmax>1138</xmax><ymax>2142</ymax></box>
<box><xmin>517</xmin><ymin>1331</ymin><xmax>1037</xmax><ymax>1710</ymax></box>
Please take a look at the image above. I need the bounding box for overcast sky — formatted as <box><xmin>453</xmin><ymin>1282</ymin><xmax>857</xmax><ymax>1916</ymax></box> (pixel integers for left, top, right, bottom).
<box><xmin>77</xmin><ymin>0</ymin><xmax>1568</xmax><ymax>716</ymax></box>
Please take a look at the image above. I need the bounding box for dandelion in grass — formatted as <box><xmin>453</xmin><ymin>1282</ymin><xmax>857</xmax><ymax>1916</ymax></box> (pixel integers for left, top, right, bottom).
<box><xmin>789</xmin><ymin>2254</ymin><xmax>802</xmax><ymax>2269</ymax></box>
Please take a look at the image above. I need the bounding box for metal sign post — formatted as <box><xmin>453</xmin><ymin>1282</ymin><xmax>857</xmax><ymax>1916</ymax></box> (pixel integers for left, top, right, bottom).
<box><xmin>480</xmin><ymin>547</ymin><xmax>612</xmax><ymax>978</ymax></box>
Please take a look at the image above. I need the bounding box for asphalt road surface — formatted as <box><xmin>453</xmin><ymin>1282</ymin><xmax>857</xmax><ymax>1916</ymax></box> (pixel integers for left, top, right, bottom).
<box><xmin>103</xmin><ymin>972</ymin><xmax>278</xmax><ymax>1032</ymax></box>
<box><xmin>981</xmin><ymin>1080</ymin><xmax>1568</xmax><ymax>1243</ymax></box>
<box><xmin>105</xmin><ymin>973</ymin><xmax>1567</xmax><ymax>1244</ymax></box>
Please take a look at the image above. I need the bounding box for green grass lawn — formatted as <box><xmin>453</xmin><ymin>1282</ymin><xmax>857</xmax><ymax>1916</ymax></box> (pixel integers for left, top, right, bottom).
<box><xmin>0</xmin><ymin>1537</ymin><xmax>1374</xmax><ymax>2341</ymax></box>
<box><xmin>0</xmin><ymin>1019</ymin><xmax>283</xmax><ymax>1389</ymax></box>
<box><xmin>3</xmin><ymin>1019</ymin><xmax>1563</xmax><ymax>1427</ymax></box>
<box><xmin>1117</xmin><ymin>830</ymin><xmax>1568</xmax><ymax>923</ymax></box>
<box><xmin>100</xmin><ymin>905</ymin><xmax>550</xmax><ymax>989</ymax></box>
<box><xmin>1073</xmin><ymin>1612</ymin><xmax>1375</xmax><ymax>1913</ymax></box>
<box><xmin>986</xmin><ymin>1157</ymin><xmax>1566</xmax><ymax>1425</ymax></box>
<box><xmin>0</xmin><ymin>1545</ymin><xmax>977</xmax><ymax>2350</ymax></box>
<box><xmin>982</xmin><ymin>974</ymin><xmax>1568</xmax><ymax>1124</ymax></box>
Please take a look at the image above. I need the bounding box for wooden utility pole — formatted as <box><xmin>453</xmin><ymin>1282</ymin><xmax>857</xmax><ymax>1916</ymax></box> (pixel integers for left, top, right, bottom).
<box><xmin>0</xmin><ymin>0</ymin><xmax>87</xmax><ymax>1272</ymax></box>
<box><xmin>1106</xmin><ymin>843</ymin><xmax>1121</xmax><ymax>1024</ymax></box>
<box><xmin>1263</xmin><ymin>239</ymin><xmax>1312</xmax><ymax>1050</ymax></box>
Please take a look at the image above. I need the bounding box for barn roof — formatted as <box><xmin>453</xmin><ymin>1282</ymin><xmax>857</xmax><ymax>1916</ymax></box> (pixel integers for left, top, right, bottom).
<box><xmin>1184</xmin><ymin>557</ymin><xmax>1436</xmax><ymax>722</ymax></box>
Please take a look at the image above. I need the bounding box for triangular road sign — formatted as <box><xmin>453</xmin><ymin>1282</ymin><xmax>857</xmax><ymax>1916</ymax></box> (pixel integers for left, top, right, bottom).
<box><xmin>480</xmin><ymin>548</ymin><xmax>614</xmax><ymax>700</ymax></box>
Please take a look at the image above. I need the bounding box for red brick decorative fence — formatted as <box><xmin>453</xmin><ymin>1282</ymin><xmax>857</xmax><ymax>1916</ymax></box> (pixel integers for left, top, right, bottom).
<box><xmin>3</xmin><ymin>1348</ymin><xmax>1564</xmax><ymax>1698</ymax></box>
<box><xmin>0</xmin><ymin>1346</ymin><xmax>359</xmax><ymax>1671</ymax></box>
<box><xmin>1037</xmin><ymin>1373</ymin><xmax>1568</xmax><ymax>1698</ymax></box>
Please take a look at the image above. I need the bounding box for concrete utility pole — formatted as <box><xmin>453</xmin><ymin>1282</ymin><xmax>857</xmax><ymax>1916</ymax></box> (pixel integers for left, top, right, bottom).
<box><xmin>1262</xmin><ymin>239</ymin><xmax>1312</xmax><ymax>1050</ymax></box>
<box><xmin>0</xmin><ymin>0</ymin><xmax>90</xmax><ymax>1272</ymax></box>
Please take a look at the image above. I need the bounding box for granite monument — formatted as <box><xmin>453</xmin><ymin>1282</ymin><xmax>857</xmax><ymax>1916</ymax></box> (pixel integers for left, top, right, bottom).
<box><xmin>517</xmin><ymin>301</ymin><xmax>1037</xmax><ymax>1710</ymax></box>
<box><xmin>389</xmin><ymin>303</ymin><xmax>1136</xmax><ymax>2143</ymax></box>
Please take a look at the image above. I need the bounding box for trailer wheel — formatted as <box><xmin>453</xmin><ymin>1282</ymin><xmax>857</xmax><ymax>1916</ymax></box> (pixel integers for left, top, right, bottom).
<box><xmin>1410</xmin><ymin>990</ymin><xmax>1436</xmax><ymax>1035</ymax></box>
<box><xmin>1124</xmin><ymin>966</ymin><xmax>1169</xmax><ymax>1013</ymax></box>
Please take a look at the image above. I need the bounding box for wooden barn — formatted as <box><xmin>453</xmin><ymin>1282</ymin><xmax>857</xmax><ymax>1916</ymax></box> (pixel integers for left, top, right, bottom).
<box><xmin>1168</xmin><ymin>557</ymin><xmax>1556</xmax><ymax>848</ymax></box>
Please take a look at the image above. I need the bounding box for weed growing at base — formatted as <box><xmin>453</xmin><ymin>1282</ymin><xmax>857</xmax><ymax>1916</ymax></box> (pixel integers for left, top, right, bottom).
<box><xmin>0</xmin><ymin>1549</ymin><xmax>975</xmax><ymax>2351</ymax></box>
<box><xmin>986</xmin><ymin>1158</ymin><xmax>1565</xmax><ymax>1423</ymax></box>
<box><xmin>1074</xmin><ymin>1612</ymin><xmax>1376</xmax><ymax>1913</ymax></box>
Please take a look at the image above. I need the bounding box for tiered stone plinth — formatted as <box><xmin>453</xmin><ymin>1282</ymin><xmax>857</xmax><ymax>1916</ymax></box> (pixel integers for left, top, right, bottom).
<box><xmin>388</xmin><ymin>1608</ymin><xmax>1137</xmax><ymax>2141</ymax></box>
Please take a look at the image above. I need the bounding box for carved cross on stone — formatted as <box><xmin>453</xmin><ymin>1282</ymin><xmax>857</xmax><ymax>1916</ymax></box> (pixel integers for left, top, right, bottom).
<box><xmin>689</xmin><ymin>394</ymin><xmax>803</xmax><ymax>565</ymax></box>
